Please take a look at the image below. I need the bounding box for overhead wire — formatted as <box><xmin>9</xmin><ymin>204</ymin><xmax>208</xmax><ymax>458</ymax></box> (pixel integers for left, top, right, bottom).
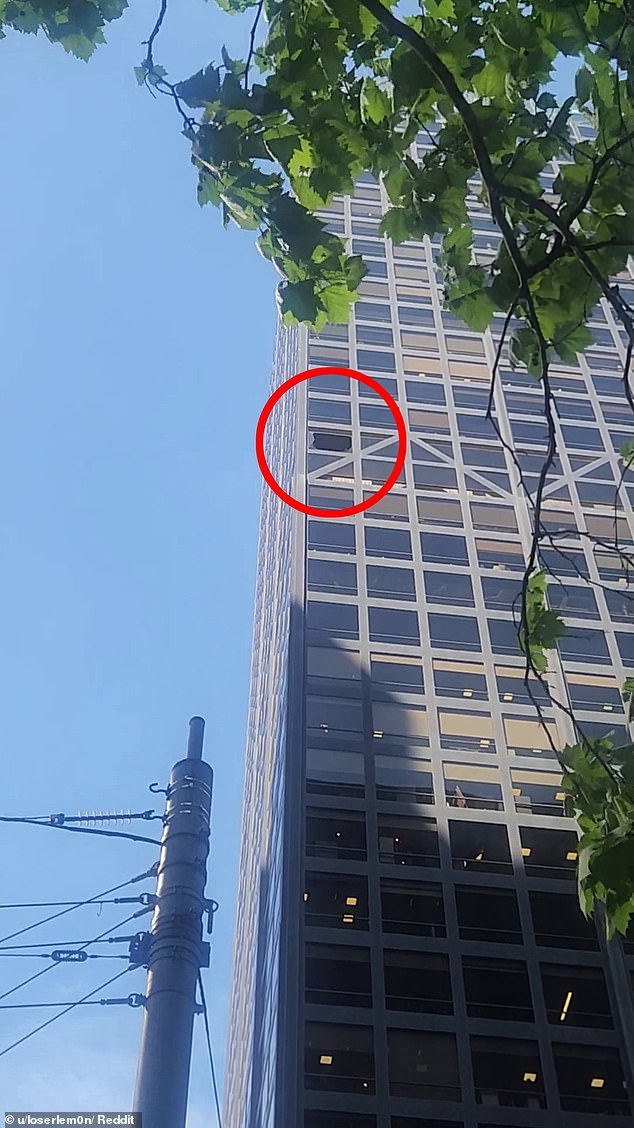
<box><xmin>198</xmin><ymin>970</ymin><xmax>223</xmax><ymax>1128</ymax></box>
<box><xmin>0</xmin><ymin>865</ymin><xmax>156</xmax><ymax>947</ymax></box>
<box><xmin>0</xmin><ymin>814</ymin><xmax>161</xmax><ymax>846</ymax></box>
<box><xmin>0</xmin><ymin>908</ymin><xmax>151</xmax><ymax>1003</ymax></box>
<box><xmin>0</xmin><ymin>965</ymin><xmax>134</xmax><ymax>1060</ymax></box>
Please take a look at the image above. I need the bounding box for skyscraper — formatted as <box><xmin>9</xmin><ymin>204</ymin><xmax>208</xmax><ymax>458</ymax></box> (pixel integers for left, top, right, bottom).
<box><xmin>224</xmin><ymin>117</ymin><xmax>634</xmax><ymax>1128</ymax></box>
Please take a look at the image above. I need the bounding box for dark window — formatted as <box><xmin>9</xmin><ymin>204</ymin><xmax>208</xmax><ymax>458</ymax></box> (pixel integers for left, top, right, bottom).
<box><xmin>424</xmin><ymin>572</ymin><xmax>475</xmax><ymax>608</ymax></box>
<box><xmin>457</xmin><ymin>413</ymin><xmax>499</xmax><ymax>440</ymax></box>
<box><xmin>306</xmin><ymin>809</ymin><xmax>367</xmax><ymax>862</ymax></box>
<box><xmin>470</xmin><ymin>503</ymin><xmax>518</xmax><ymax>532</ymax></box>
<box><xmin>489</xmin><ymin>618</ymin><xmax>521</xmax><ymax>657</ymax></box>
<box><xmin>519</xmin><ymin>826</ymin><xmax>579</xmax><ymax>880</ymax></box>
<box><xmin>428</xmin><ymin>613</ymin><xmax>481</xmax><ymax>651</ymax></box>
<box><xmin>308</xmin><ymin>520</ymin><xmax>355</xmax><ymax>554</ymax></box>
<box><xmin>367</xmin><ymin>564</ymin><xmax>416</xmax><ymax>601</ymax></box>
<box><xmin>559</xmin><ymin>626</ymin><xmax>611</xmax><ymax>665</ymax></box>
<box><xmin>305</xmin><ymin>1115</ymin><xmax>375</xmax><ymax>1128</ymax></box>
<box><xmin>553</xmin><ymin>1044</ymin><xmax>630</xmax><ymax>1115</ymax></box>
<box><xmin>455</xmin><ymin>886</ymin><xmax>522</xmax><ymax>945</ymax></box>
<box><xmin>616</xmin><ymin>631</ymin><xmax>634</xmax><ymax>664</ymax></box>
<box><xmin>311</xmin><ymin>430</ymin><xmax>352</xmax><ymax>452</ymax></box>
<box><xmin>481</xmin><ymin>576</ymin><xmax>522</xmax><ymax>613</ymax></box>
<box><xmin>463</xmin><ymin>444</ymin><xmax>507</xmax><ymax>469</ymax></box>
<box><xmin>365</xmin><ymin>526</ymin><xmax>412</xmax><ymax>560</ymax></box>
<box><xmin>541</xmin><ymin>964</ymin><xmax>613</xmax><ymax>1029</ymax></box>
<box><xmin>352</xmin><ymin>238</ymin><xmax>386</xmax><ymax>258</ymax></box>
<box><xmin>420</xmin><ymin>532</ymin><xmax>468</xmax><ymax>566</ymax></box>
<box><xmin>355</xmin><ymin>301</ymin><xmax>391</xmax><ymax>322</ymax></box>
<box><xmin>357</xmin><ymin>349</ymin><xmax>396</xmax><ymax>374</ymax></box>
<box><xmin>308</xmin><ymin>559</ymin><xmax>358</xmax><ymax>595</ymax></box>
<box><xmin>449</xmin><ymin>821</ymin><xmax>512</xmax><ymax>874</ymax></box>
<box><xmin>603</xmin><ymin>586</ymin><xmax>634</xmax><ymax>624</ymax></box>
<box><xmin>388</xmin><ymin>1030</ymin><xmax>460</xmax><ymax>1101</ymax></box>
<box><xmin>529</xmin><ymin>890</ymin><xmax>598</xmax><ymax>950</ymax></box>
<box><xmin>359</xmin><ymin>403</ymin><xmax>397</xmax><ymax>429</ymax></box>
<box><xmin>305</xmin><ymin>944</ymin><xmax>372</xmax><ymax>1008</ymax></box>
<box><xmin>381</xmin><ymin>878</ymin><xmax>446</xmax><ymax>937</ymax></box>
<box><xmin>471</xmin><ymin>1037</ymin><xmax>546</xmax><ymax>1109</ymax></box>
<box><xmin>356</xmin><ymin>324</ymin><xmax>393</xmax><ymax>347</ymax></box>
<box><xmin>548</xmin><ymin>582</ymin><xmax>600</xmax><ymax>619</ymax></box>
<box><xmin>306</xmin><ymin>697</ymin><xmax>363</xmax><ymax>738</ymax></box>
<box><xmin>371</xmin><ymin>656</ymin><xmax>424</xmax><ymax>693</ymax></box>
<box><xmin>308</xmin><ymin>373</ymin><xmax>350</xmax><ymax>396</ymax></box>
<box><xmin>539</xmin><ymin>547</ymin><xmax>589</xmax><ymax>578</ymax></box>
<box><xmin>369</xmin><ymin>607</ymin><xmax>420</xmax><ymax>645</ymax></box>
<box><xmin>463</xmin><ymin>958</ymin><xmax>534</xmax><ymax>1022</ymax></box>
<box><xmin>305</xmin><ymin>1022</ymin><xmax>375</xmax><ymax>1094</ymax></box>
<box><xmin>561</xmin><ymin>425</ymin><xmax>604</xmax><ymax>451</ymax></box>
<box><xmin>309</xmin><ymin>398</ymin><xmax>352</xmax><ymax>425</ymax></box>
<box><xmin>378</xmin><ymin>814</ymin><xmax>439</xmax><ymax>868</ymax></box>
<box><xmin>413</xmin><ymin>462</ymin><xmax>458</xmax><ymax>490</ymax></box>
<box><xmin>405</xmin><ymin>380</ymin><xmax>446</xmax><ymax>405</ymax></box>
<box><xmin>307</xmin><ymin>601</ymin><xmax>359</xmax><ymax>641</ymax></box>
<box><xmin>384</xmin><ymin>951</ymin><xmax>452</xmax><ymax>1015</ymax></box>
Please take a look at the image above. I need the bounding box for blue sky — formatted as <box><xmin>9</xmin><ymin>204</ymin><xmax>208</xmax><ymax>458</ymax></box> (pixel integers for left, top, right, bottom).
<box><xmin>0</xmin><ymin>1</ymin><xmax>273</xmax><ymax>1120</ymax></box>
<box><xmin>0</xmin><ymin>3</ymin><xmax>580</xmax><ymax>1120</ymax></box>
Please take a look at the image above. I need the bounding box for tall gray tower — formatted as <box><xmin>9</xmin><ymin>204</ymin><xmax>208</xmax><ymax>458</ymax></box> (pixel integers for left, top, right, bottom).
<box><xmin>225</xmin><ymin>116</ymin><xmax>634</xmax><ymax>1128</ymax></box>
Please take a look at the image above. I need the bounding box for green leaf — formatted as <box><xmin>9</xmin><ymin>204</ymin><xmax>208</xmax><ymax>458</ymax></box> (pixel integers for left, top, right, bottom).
<box><xmin>176</xmin><ymin>66</ymin><xmax>220</xmax><ymax>108</ymax></box>
<box><xmin>621</xmin><ymin>439</ymin><xmax>634</xmax><ymax>469</ymax></box>
<box><xmin>380</xmin><ymin>206</ymin><xmax>417</xmax><ymax>243</ymax></box>
<box><xmin>575</xmin><ymin>66</ymin><xmax>593</xmax><ymax>107</ymax></box>
<box><xmin>360</xmin><ymin>77</ymin><xmax>392</xmax><ymax>125</ymax></box>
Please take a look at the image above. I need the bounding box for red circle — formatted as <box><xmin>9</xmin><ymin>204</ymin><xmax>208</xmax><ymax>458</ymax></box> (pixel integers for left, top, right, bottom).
<box><xmin>255</xmin><ymin>366</ymin><xmax>407</xmax><ymax>518</ymax></box>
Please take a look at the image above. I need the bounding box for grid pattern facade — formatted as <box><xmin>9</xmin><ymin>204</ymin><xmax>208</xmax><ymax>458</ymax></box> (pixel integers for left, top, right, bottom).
<box><xmin>225</xmin><ymin>117</ymin><xmax>634</xmax><ymax>1128</ymax></box>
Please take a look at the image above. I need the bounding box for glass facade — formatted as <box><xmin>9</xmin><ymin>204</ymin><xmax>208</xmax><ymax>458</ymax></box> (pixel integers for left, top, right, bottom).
<box><xmin>225</xmin><ymin>118</ymin><xmax>634</xmax><ymax>1128</ymax></box>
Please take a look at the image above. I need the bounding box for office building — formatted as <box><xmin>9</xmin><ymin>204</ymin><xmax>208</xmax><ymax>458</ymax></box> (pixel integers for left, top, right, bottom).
<box><xmin>224</xmin><ymin>116</ymin><xmax>634</xmax><ymax>1128</ymax></box>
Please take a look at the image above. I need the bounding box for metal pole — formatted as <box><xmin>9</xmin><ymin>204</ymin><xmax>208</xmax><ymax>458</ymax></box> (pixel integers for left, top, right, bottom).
<box><xmin>133</xmin><ymin>717</ymin><xmax>213</xmax><ymax>1128</ymax></box>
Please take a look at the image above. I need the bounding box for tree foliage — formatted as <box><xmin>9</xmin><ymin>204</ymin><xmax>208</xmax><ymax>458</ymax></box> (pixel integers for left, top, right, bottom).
<box><xmin>0</xmin><ymin>0</ymin><xmax>127</xmax><ymax>58</ymax></box>
<box><xmin>5</xmin><ymin>0</ymin><xmax>634</xmax><ymax>936</ymax></box>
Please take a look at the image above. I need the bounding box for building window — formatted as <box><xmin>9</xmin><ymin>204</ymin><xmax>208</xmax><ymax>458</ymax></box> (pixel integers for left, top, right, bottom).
<box><xmin>540</xmin><ymin>964</ymin><xmax>613</xmax><ymax>1029</ymax></box>
<box><xmin>387</xmin><ymin>1030</ymin><xmax>460</xmax><ymax>1101</ymax></box>
<box><xmin>503</xmin><ymin>716</ymin><xmax>558</xmax><ymax>758</ymax></box>
<box><xmin>529</xmin><ymin>890</ymin><xmax>599</xmax><ymax>950</ymax></box>
<box><xmin>463</xmin><ymin>957</ymin><xmax>534</xmax><ymax>1022</ymax></box>
<box><xmin>470</xmin><ymin>503</ymin><xmax>519</xmax><ymax>532</ymax></box>
<box><xmin>511</xmin><ymin>768</ymin><xmax>564</xmax><ymax>817</ymax></box>
<box><xmin>305</xmin><ymin>1022</ymin><xmax>375</xmax><ymax>1094</ymax></box>
<box><xmin>308</xmin><ymin>559</ymin><xmax>358</xmax><ymax>595</ymax></box>
<box><xmin>381</xmin><ymin>878</ymin><xmax>446</xmax><ymax>937</ymax></box>
<box><xmin>369</xmin><ymin>606</ymin><xmax>420</xmax><ymax>645</ymax></box>
<box><xmin>367</xmin><ymin>564</ymin><xmax>416</xmax><ymax>601</ymax></box>
<box><xmin>553</xmin><ymin>1044</ymin><xmax>630</xmax><ymax>1115</ymax></box>
<box><xmin>305</xmin><ymin>944</ymin><xmax>372</xmax><ymax>1009</ymax></box>
<box><xmin>495</xmin><ymin>664</ymin><xmax>551</xmax><ymax>707</ymax></box>
<box><xmin>304</xmin><ymin>873</ymin><xmax>369</xmax><ymax>931</ymax></box>
<box><xmin>308</xmin><ymin>520</ymin><xmax>356</xmax><ymax>554</ymax></box>
<box><xmin>455</xmin><ymin>886</ymin><xmax>522</xmax><ymax>944</ymax></box>
<box><xmin>481</xmin><ymin>576</ymin><xmax>522</xmax><ymax>613</ymax></box>
<box><xmin>444</xmin><ymin>763</ymin><xmax>503</xmax><ymax>811</ymax></box>
<box><xmin>565</xmin><ymin>672</ymin><xmax>623</xmax><ymax>712</ymax></box>
<box><xmin>371</xmin><ymin>655</ymin><xmax>424</xmax><ymax>694</ymax></box>
<box><xmin>439</xmin><ymin>709</ymin><xmax>495</xmax><ymax>753</ymax></box>
<box><xmin>471</xmin><ymin>1037</ymin><xmax>546</xmax><ymax>1109</ymax></box>
<box><xmin>433</xmin><ymin>658</ymin><xmax>488</xmax><ymax>701</ymax></box>
<box><xmin>307</xmin><ymin>646</ymin><xmax>362</xmax><ymax>685</ymax></box>
<box><xmin>306</xmin><ymin>696</ymin><xmax>363</xmax><ymax>739</ymax></box>
<box><xmin>306</xmin><ymin>809</ymin><xmax>367</xmax><ymax>862</ymax></box>
<box><xmin>375</xmin><ymin>755</ymin><xmax>434</xmax><ymax>805</ymax></box>
<box><xmin>364</xmin><ymin>492</ymin><xmax>409</xmax><ymax>520</ymax></box>
<box><xmin>305</xmin><ymin>1115</ymin><xmax>376</xmax><ymax>1128</ymax></box>
<box><xmin>417</xmin><ymin>497</ymin><xmax>463</xmax><ymax>526</ymax></box>
<box><xmin>428</xmin><ymin>613</ymin><xmax>481</xmax><ymax>652</ymax></box>
<box><xmin>518</xmin><ymin>826</ymin><xmax>579</xmax><ymax>880</ymax></box>
<box><xmin>559</xmin><ymin>626</ymin><xmax>611</xmax><ymax>665</ymax></box>
<box><xmin>307</xmin><ymin>601</ymin><xmax>359</xmax><ymax>641</ymax></box>
<box><xmin>424</xmin><ymin>572</ymin><xmax>475</xmax><ymax>608</ymax></box>
<box><xmin>384</xmin><ymin>951</ymin><xmax>452</xmax><ymax>1015</ymax></box>
<box><xmin>309</xmin><ymin>398</ymin><xmax>353</xmax><ymax>425</ymax></box>
<box><xmin>378</xmin><ymin>813</ymin><xmax>439</xmax><ymax>868</ymax></box>
<box><xmin>548</xmin><ymin>582</ymin><xmax>600</xmax><ymax>620</ymax></box>
<box><xmin>372</xmin><ymin>703</ymin><xmax>429</xmax><ymax>745</ymax></box>
<box><xmin>365</xmin><ymin>526</ymin><xmax>412</xmax><ymax>560</ymax></box>
<box><xmin>449</xmin><ymin>821</ymin><xmax>512</xmax><ymax>874</ymax></box>
<box><xmin>420</xmin><ymin>531</ymin><xmax>469</xmax><ymax>566</ymax></box>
